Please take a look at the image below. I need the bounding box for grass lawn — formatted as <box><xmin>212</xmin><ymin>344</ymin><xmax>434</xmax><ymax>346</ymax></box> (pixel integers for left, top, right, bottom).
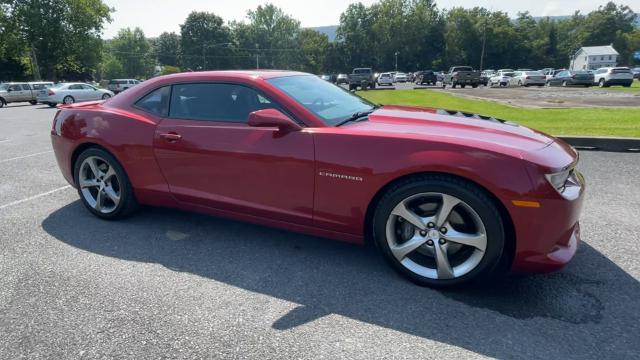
<box><xmin>358</xmin><ymin>89</ymin><xmax>640</xmax><ymax>138</ymax></box>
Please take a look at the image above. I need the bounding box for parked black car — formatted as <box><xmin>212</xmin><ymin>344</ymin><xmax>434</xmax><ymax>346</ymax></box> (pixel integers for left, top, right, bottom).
<box><xmin>414</xmin><ymin>70</ymin><xmax>438</xmax><ymax>85</ymax></box>
<box><xmin>547</xmin><ymin>70</ymin><xmax>594</xmax><ymax>87</ymax></box>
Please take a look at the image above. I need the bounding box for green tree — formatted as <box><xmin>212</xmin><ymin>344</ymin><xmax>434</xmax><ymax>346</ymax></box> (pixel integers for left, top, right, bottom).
<box><xmin>156</xmin><ymin>32</ymin><xmax>181</xmax><ymax>67</ymax></box>
<box><xmin>3</xmin><ymin>0</ymin><xmax>112</xmax><ymax>80</ymax></box>
<box><xmin>180</xmin><ymin>11</ymin><xmax>233</xmax><ymax>70</ymax></box>
<box><xmin>296</xmin><ymin>28</ymin><xmax>329</xmax><ymax>73</ymax></box>
<box><xmin>109</xmin><ymin>27</ymin><xmax>154</xmax><ymax>79</ymax></box>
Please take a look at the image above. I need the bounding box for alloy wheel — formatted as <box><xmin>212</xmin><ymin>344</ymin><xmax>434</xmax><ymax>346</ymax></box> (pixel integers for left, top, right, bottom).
<box><xmin>63</xmin><ymin>96</ymin><xmax>74</xmax><ymax>104</ymax></box>
<box><xmin>385</xmin><ymin>192</ymin><xmax>487</xmax><ymax>280</ymax></box>
<box><xmin>78</xmin><ymin>156</ymin><xmax>121</xmax><ymax>214</ymax></box>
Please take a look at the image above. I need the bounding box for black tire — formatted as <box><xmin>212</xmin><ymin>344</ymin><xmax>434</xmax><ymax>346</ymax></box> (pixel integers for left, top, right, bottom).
<box><xmin>471</xmin><ymin>84</ymin><xmax>478</xmax><ymax>88</ymax></box>
<box><xmin>102</xmin><ymin>93</ymin><xmax>111</xmax><ymax>100</ymax></box>
<box><xmin>47</xmin><ymin>103</ymin><xmax>57</xmax><ymax>108</ymax></box>
<box><xmin>0</xmin><ymin>98</ymin><xmax>5</xmax><ymax>108</ymax></box>
<box><xmin>348</xmin><ymin>84</ymin><xmax>356</xmax><ymax>91</ymax></box>
<box><xmin>29</xmin><ymin>100</ymin><xmax>38</xmax><ymax>105</ymax></box>
<box><xmin>74</xmin><ymin>147</ymin><xmax>139</xmax><ymax>220</ymax></box>
<box><xmin>63</xmin><ymin>95</ymin><xmax>75</xmax><ymax>104</ymax></box>
<box><xmin>461</xmin><ymin>84</ymin><xmax>466</xmax><ymax>88</ymax></box>
<box><xmin>598</xmin><ymin>79</ymin><xmax>605</xmax><ymax>88</ymax></box>
<box><xmin>372</xmin><ymin>174</ymin><xmax>506</xmax><ymax>287</ymax></box>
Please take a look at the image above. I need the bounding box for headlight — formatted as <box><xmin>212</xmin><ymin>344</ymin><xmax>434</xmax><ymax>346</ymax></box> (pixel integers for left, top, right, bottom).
<box><xmin>545</xmin><ymin>167</ymin><xmax>584</xmax><ymax>199</ymax></box>
<box><xmin>546</xmin><ymin>169</ymin><xmax>572</xmax><ymax>192</ymax></box>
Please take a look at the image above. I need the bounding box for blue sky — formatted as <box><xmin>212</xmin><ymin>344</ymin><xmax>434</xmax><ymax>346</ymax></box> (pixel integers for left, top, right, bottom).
<box><xmin>102</xmin><ymin>0</ymin><xmax>639</xmax><ymax>38</ymax></box>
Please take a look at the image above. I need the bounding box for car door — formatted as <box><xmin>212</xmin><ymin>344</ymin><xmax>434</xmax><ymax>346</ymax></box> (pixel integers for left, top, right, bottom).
<box><xmin>80</xmin><ymin>84</ymin><xmax>98</xmax><ymax>100</ymax></box>
<box><xmin>152</xmin><ymin>82</ymin><xmax>316</xmax><ymax>225</ymax></box>
<box><xmin>6</xmin><ymin>84</ymin><xmax>24</xmax><ymax>102</ymax></box>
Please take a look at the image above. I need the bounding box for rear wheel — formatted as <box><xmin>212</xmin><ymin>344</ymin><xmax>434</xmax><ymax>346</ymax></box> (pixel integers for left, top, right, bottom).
<box><xmin>102</xmin><ymin>93</ymin><xmax>111</xmax><ymax>100</ymax></box>
<box><xmin>29</xmin><ymin>100</ymin><xmax>37</xmax><ymax>105</ymax></box>
<box><xmin>63</xmin><ymin>96</ymin><xmax>75</xmax><ymax>105</ymax></box>
<box><xmin>372</xmin><ymin>175</ymin><xmax>505</xmax><ymax>287</ymax></box>
<box><xmin>0</xmin><ymin>98</ymin><xmax>5</xmax><ymax>108</ymax></box>
<box><xmin>47</xmin><ymin>103</ymin><xmax>57</xmax><ymax>108</ymax></box>
<box><xmin>74</xmin><ymin>148</ymin><xmax>138</xmax><ymax>220</ymax></box>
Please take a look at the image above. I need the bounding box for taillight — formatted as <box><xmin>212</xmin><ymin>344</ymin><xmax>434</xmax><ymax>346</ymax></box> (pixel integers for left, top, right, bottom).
<box><xmin>48</xmin><ymin>89</ymin><xmax>55</xmax><ymax>96</ymax></box>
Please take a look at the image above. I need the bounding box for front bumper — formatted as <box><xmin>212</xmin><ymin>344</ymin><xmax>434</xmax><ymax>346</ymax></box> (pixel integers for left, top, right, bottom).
<box><xmin>511</xmin><ymin>144</ymin><xmax>586</xmax><ymax>272</ymax></box>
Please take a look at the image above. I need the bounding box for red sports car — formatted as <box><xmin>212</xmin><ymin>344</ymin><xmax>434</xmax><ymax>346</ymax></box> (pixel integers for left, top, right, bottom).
<box><xmin>50</xmin><ymin>71</ymin><xmax>585</xmax><ymax>287</ymax></box>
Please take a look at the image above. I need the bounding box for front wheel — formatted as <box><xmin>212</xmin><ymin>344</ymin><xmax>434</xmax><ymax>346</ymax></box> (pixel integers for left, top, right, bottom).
<box><xmin>0</xmin><ymin>98</ymin><xmax>5</xmax><ymax>108</ymax></box>
<box><xmin>372</xmin><ymin>175</ymin><xmax>505</xmax><ymax>287</ymax></box>
<box><xmin>74</xmin><ymin>148</ymin><xmax>138</xmax><ymax>219</ymax></box>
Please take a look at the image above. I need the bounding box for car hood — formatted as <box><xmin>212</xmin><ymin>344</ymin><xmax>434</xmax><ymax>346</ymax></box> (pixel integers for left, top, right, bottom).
<box><xmin>348</xmin><ymin>105</ymin><xmax>555</xmax><ymax>154</ymax></box>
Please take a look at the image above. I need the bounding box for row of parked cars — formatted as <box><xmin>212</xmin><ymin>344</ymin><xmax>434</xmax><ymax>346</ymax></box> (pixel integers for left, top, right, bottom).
<box><xmin>0</xmin><ymin>79</ymin><xmax>140</xmax><ymax>108</ymax></box>
<box><xmin>484</xmin><ymin>67</ymin><xmax>638</xmax><ymax>88</ymax></box>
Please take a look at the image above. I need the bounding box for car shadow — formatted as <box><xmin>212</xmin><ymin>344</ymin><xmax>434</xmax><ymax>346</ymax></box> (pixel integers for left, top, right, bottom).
<box><xmin>42</xmin><ymin>201</ymin><xmax>640</xmax><ymax>358</ymax></box>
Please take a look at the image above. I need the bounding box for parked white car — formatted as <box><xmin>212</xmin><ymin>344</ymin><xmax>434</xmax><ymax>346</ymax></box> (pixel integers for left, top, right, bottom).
<box><xmin>592</xmin><ymin>67</ymin><xmax>634</xmax><ymax>88</ymax></box>
<box><xmin>377</xmin><ymin>72</ymin><xmax>394</xmax><ymax>86</ymax></box>
<box><xmin>108</xmin><ymin>79</ymin><xmax>140</xmax><ymax>94</ymax></box>
<box><xmin>394</xmin><ymin>72</ymin><xmax>407</xmax><ymax>82</ymax></box>
<box><xmin>510</xmin><ymin>70</ymin><xmax>546</xmax><ymax>87</ymax></box>
<box><xmin>488</xmin><ymin>70</ymin><xmax>515</xmax><ymax>87</ymax></box>
<box><xmin>37</xmin><ymin>83</ymin><xmax>114</xmax><ymax>107</ymax></box>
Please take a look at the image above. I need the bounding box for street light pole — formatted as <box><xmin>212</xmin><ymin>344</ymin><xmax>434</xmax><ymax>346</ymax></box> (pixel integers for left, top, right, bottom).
<box><xmin>255</xmin><ymin>44</ymin><xmax>259</xmax><ymax>69</ymax></box>
<box><xmin>395</xmin><ymin>51</ymin><xmax>399</xmax><ymax>72</ymax></box>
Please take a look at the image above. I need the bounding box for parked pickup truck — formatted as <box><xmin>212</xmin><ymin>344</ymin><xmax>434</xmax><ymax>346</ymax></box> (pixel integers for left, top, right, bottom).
<box><xmin>442</xmin><ymin>66</ymin><xmax>481</xmax><ymax>88</ymax></box>
<box><xmin>348</xmin><ymin>68</ymin><xmax>376</xmax><ymax>90</ymax></box>
<box><xmin>0</xmin><ymin>82</ymin><xmax>54</xmax><ymax>108</ymax></box>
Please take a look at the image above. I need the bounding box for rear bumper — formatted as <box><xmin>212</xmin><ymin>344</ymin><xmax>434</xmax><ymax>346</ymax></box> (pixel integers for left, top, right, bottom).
<box><xmin>605</xmin><ymin>78</ymin><xmax>633</xmax><ymax>85</ymax></box>
<box><xmin>51</xmin><ymin>133</ymin><xmax>76</xmax><ymax>187</ymax></box>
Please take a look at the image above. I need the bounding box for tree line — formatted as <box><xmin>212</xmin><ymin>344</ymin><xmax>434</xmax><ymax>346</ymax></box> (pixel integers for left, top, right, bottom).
<box><xmin>1</xmin><ymin>0</ymin><xmax>639</xmax><ymax>81</ymax></box>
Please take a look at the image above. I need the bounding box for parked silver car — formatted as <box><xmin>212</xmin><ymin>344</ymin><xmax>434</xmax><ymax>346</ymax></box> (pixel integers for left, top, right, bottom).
<box><xmin>37</xmin><ymin>83</ymin><xmax>114</xmax><ymax>107</ymax></box>
<box><xmin>510</xmin><ymin>70</ymin><xmax>546</xmax><ymax>87</ymax></box>
<box><xmin>0</xmin><ymin>82</ymin><xmax>54</xmax><ymax>108</ymax></box>
<box><xmin>488</xmin><ymin>70</ymin><xmax>514</xmax><ymax>87</ymax></box>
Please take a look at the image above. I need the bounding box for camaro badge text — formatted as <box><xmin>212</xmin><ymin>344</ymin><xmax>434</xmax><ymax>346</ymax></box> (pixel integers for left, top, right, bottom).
<box><xmin>319</xmin><ymin>171</ymin><xmax>363</xmax><ymax>182</ymax></box>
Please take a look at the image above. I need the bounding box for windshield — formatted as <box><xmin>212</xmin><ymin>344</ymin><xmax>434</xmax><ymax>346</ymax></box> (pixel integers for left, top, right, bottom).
<box><xmin>268</xmin><ymin>75</ymin><xmax>376</xmax><ymax>126</ymax></box>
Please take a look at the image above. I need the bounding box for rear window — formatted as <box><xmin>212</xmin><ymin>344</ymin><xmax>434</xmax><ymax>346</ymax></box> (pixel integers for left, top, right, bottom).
<box><xmin>454</xmin><ymin>67</ymin><xmax>473</xmax><ymax>72</ymax></box>
<box><xmin>135</xmin><ymin>86</ymin><xmax>171</xmax><ymax>116</ymax></box>
<box><xmin>612</xmin><ymin>68</ymin><xmax>631</xmax><ymax>73</ymax></box>
<box><xmin>353</xmin><ymin>69</ymin><xmax>371</xmax><ymax>74</ymax></box>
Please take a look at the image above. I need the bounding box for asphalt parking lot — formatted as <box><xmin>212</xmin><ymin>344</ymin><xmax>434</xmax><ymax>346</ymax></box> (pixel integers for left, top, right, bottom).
<box><xmin>1</xmin><ymin>104</ymin><xmax>639</xmax><ymax>359</ymax></box>
<box><xmin>350</xmin><ymin>81</ymin><xmax>640</xmax><ymax>108</ymax></box>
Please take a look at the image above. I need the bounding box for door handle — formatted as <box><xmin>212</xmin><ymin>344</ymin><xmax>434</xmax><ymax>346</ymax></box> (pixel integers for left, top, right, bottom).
<box><xmin>160</xmin><ymin>132</ymin><xmax>182</xmax><ymax>142</ymax></box>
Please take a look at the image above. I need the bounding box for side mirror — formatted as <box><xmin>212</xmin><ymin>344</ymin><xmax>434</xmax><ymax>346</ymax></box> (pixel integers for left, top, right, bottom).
<box><xmin>248</xmin><ymin>108</ymin><xmax>302</xmax><ymax>132</ymax></box>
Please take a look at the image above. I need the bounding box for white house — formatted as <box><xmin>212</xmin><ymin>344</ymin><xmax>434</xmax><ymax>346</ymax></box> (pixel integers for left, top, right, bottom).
<box><xmin>570</xmin><ymin>45</ymin><xmax>619</xmax><ymax>71</ymax></box>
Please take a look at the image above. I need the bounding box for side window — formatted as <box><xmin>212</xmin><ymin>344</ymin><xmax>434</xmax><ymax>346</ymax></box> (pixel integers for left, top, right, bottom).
<box><xmin>9</xmin><ymin>84</ymin><xmax>22</xmax><ymax>91</ymax></box>
<box><xmin>82</xmin><ymin>84</ymin><xmax>95</xmax><ymax>90</ymax></box>
<box><xmin>69</xmin><ymin>84</ymin><xmax>83</xmax><ymax>90</ymax></box>
<box><xmin>169</xmin><ymin>83</ymin><xmax>277</xmax><ymax>123</ymax></box>
<box><xmin>135</xmin><ymin>86</ymin><xmax>171</xmax><ymax>117</ymax></box>
<box><xmin>21</xmin><ymin>84</ymin><xmax>31</xmax><ymax>90</ymax></box>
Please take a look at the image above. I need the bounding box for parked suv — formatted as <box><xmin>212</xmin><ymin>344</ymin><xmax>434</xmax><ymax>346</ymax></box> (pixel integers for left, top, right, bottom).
<box><xmin>414</xmin><ymin>70</ymin><xmax>437</xmax><ymax>85</ymax></box>
<box><xmin>108</xmin><ymin>79</ymin><xmax>140</xmax><ymax>94</ymax></box>
<box><xmin>592</xmin><ymin>67</ymin><xmax>634</xmax><ymax>88</ymax></box>
<box><xmin>0</xmin><ymin>81</ymin><xmax>54</xmax><ymax>108</ymax></box>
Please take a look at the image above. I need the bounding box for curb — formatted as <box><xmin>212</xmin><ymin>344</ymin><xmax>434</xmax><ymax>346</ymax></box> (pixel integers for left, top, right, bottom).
<box><xmin>558</xmin><ymin>136</ymin><xmax>640</xmax><ymax>152</ymax></box>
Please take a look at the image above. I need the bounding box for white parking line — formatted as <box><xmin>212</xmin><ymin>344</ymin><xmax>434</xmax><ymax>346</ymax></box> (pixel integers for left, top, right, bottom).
<box><xmin>0</xmin><ymin>185</ymin><xmax>71</xmax><ymax>210</ymax></box>
<box><xmin>0</xmin><ymin>150</ymin><xmax>53</xmax><ymax>163</ymax></box>
<box><xmin>0</xmin><ymin>139</ymin><xmax>10</xmax><ymax>143</ymax></box>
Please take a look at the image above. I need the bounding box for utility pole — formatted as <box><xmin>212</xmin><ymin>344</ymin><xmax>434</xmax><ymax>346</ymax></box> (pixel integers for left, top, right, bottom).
<box><xmin>395</xmin><ymin>51</ymin><xmax>399</xmax><ymax>72</ymax></box>
<box><xmin>479</xmin><ymin>11</ymin><xmax>488</xmax><ymax>71</ymax></box>
<box><xmin>255</xmin><ymin>44</ymin><xmax>259</xmax><ymax>69</ymax></box>
<box><xmin>202</xmin><ymin>42</ymin><xmax>206</xmax><ymax>70</ymax></box>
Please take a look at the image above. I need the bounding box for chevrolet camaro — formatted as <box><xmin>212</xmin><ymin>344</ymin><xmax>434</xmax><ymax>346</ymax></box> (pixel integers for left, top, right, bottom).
<box><xmin>50</xmin><ymin>71</ymin><xmax>585</xmax><ymax>287</ymax></box>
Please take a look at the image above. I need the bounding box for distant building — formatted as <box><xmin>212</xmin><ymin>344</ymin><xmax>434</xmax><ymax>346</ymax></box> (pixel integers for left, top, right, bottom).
<box><xmin>570</xmin><ymin>45</ymin><xmax>619</xmax><ymax>70</ymax></box>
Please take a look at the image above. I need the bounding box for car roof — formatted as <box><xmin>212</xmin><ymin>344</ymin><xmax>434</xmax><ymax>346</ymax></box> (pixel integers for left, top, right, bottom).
<box><xmin>156</xmin><ymin>70</ymin><xmax>309</xmax><ymax>82</ymax></box>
